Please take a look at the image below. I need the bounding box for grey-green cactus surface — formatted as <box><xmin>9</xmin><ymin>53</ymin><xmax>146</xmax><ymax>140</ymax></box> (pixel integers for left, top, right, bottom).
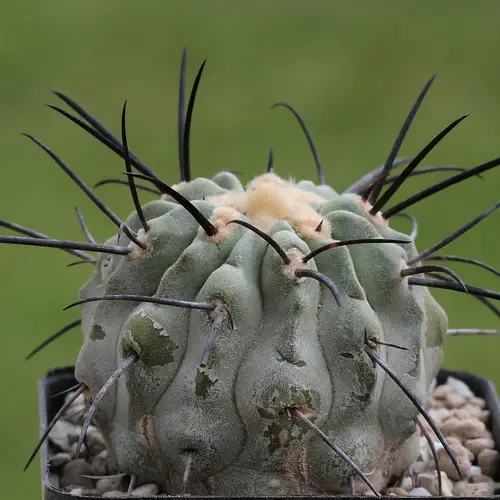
<box><xmin>75</xmin><ymin>171</ymin><xmax>447</xmax><ymax>495</ymax></box>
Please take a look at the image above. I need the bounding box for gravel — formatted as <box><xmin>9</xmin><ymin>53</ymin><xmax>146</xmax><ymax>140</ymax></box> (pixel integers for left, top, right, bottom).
<box><xmin>394</xmin><ymin>376</ymin><xmax>499</xmax><ymax>497</ymax></box>
<box><xmin>47</xmin><ymin>375</ymin><xmax>499</xmax><ymax>497</ymax></box>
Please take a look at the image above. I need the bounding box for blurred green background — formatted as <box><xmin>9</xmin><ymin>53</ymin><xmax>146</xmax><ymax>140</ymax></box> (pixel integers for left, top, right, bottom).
<box><xmin>0</xmin><ymin>2</ymin><xmax>499</xmax><ymax>499</ymax></box>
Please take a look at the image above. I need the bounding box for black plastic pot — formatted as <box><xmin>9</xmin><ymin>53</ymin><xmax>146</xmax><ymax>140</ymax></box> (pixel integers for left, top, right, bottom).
<box><xmin>39</xmin><ymin>367</ymin><xmax>500</xmax><ymax>499</ymax></box>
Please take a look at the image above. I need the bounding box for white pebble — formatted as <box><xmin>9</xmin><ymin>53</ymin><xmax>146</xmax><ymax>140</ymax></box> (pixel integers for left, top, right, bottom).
<box><xmin>69</xmin><ymin>487</ymin><xmax>98</xmax><ymax>496</ymax></box>
<box><xmin>478</xmin><ymin>448</ymin><xmax>499</xmax><ymax>477</ymax></box>
<box><xmin>65</xmin><ymin>391</ymin><xmax>85</xmax><ymax>407</ymax></box>
<box><xmin>428</xmin><ymin>407</ymin><xmax>452</xmax><ymax>424</ymax></box>
<box><xmin>469</xmin><ymin>396</ymin><xmax>486</xmax><ymax>409</ymax></box>
<box><xmin>464</xmin><ymin>437</ymin><xmax>495</xmax><ymax>456</ymax></box>
<box><xmin>445</xmin><ymin>436</ymin><xmax>462</xmax><ymax>446</ymax></box>
<box><xmin>416</xmin><ymin>471</ymin><xmax>453</xmax><ymax>496</ymax></box>
<box><xmin>433</xmin><ymin>385</ymin><xmax>450</xmax><ymax>399</ymax></box>
<box><xmin>452</xmin><ymin>408</ymin><xmax>471</xmax><ymax>420</ymax></box>
<box><xmin>103</xmin><ymin>491</ymin><xmax>128</xmax><ymax>498</ymax></box>
<box><xmin>87</xmin><ymin>429</ymin><xmax>106</xmax><ymax>455</ymax></box>
<box><xmin>49</xmin><ymin>452</ymin><xmax>72</xmax><ymax>468</ymax></box>
<box><xmin>131</xmin><ymin>484</ymin><xmax>160</xmax><ymax>496</ymax></box>
<box><xmin>470</xmin><ymin>474</ymin><xmax>495</xmax><ymax>484</ymax></box>
<box><xmin>48</xmin><ymin>421</ymin><xmax>77</xmax><ymax>452</ymax></box>
<box><xmin>96</xmin><ymin>476</ymin><xmax>125</xmax><ymax>494</ymax></box>
<box><xmin>60</xmin><ymin>459</ymin><xmax>93</xmax><ymax>489</ymax></box>
<box><xmin>446</xmin><ymin>377</ymin><xmax>475</xmax><ymax>399</ymax></box>
<box><xmin>452</xmin><ymin>481</ymin><xmax>467</xmax><ymax>496</ymax></box>
<box><xmin>70</xmin><ymin>441</ymin><xmax>88</xmax><ymax>458</ymax></box>
<box><xmin>409</xmin><ymin>487</ymin><xmax>431</xmax><ymax>496</ymax></box>
<box><xmin>444</xmin><ymin>392</ymin><xmax>467</xmax><ymax>409</ymax></box>
<box><xmin>465</xmin><ymin>447</ymin><xmax>475</xmax><ymax>461</ymax></box>
<box><xmin>409</xmin><ymin>461</ymin><xmax>428</xmax><ymax>475</ymax></box>
<box><xmin>429</xmin><ymin>398</ymin><xmax>445</xmax><ymax>409</ymax></box>
<box><xmin>440</xmin><ymin>417</ymin><xmax>460</xmax><ymax>437</ymax></box>
<box><xmin>454</xmin><ymin>418</ymin><xmax>487</xmax><ymax>440</ymax></box>
<box><xmin>67</xmin><ymin>426</ymin><xmax>84</xmax><ymax>444</ymax></box>
<box><xmin>467</xmin><ymin>464</ymin><xmax>483</xmax><ymax>478</ymax></box>
<box><xmin>437</xmin><ymin>443</ymin><xmax>471</xmax><ymax>480</ymax></box>
<box><xmin>462</xmin><ymin>404</ymin><xmax>484</xmax><ymax>419</ymax></box>
<box><xmin>400</xmin><ymin>476</ymin><xmax>413</xmax><ymax>490</ymax></box>
<box><xmin>91</xmin><ymin>450</ymin><xmax>111</xmax><ymax>476</ymax></box>
<box><xmin>385</xmin><ymin>487</ymin><xmax>409</xmax><ymax>496</ymax></box>
<box><xmin>453</xmin><ymin>481</ymin><xmax>494</xmax><ymax>496</ymax></box>
<box><xmin>478</xmin><ymin>410</ymin><xmax>491</xmax><ymax>423</ymax></box>
<box><xmin>64</xmin><ymin>404</ymin><xmax>86</xmax><ymax>425</ymax></box>
<box><xmin>418</xmin><ymin>436</ymin><xmax>430</xmax><ymax>462</ymax></box>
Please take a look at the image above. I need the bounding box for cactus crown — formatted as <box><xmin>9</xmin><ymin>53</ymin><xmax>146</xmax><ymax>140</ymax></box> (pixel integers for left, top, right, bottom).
<box><xmin>2</xmin><ymin>49</ymin><xmax>499</xmax><ymax>496</ymax></box>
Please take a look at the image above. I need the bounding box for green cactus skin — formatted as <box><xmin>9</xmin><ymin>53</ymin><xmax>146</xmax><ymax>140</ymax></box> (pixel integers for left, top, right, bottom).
<box><xmin>75</xmin><ymin>171</ymin><xmax>447</xmax><ymax>495</ymax></box>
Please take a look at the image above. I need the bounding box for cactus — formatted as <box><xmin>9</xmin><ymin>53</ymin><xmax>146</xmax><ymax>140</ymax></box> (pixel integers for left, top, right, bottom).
<box><xmin>2</xmin><ymin>50</ymin><xmax>499</xmax><ymax>496</ymax></box>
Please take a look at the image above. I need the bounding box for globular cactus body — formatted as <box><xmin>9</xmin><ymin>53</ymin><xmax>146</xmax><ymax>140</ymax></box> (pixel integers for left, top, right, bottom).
<box><xmin>76</xmin><ymin>172</ymin><xmax>446</xmax><ymax>495</ymax></box>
